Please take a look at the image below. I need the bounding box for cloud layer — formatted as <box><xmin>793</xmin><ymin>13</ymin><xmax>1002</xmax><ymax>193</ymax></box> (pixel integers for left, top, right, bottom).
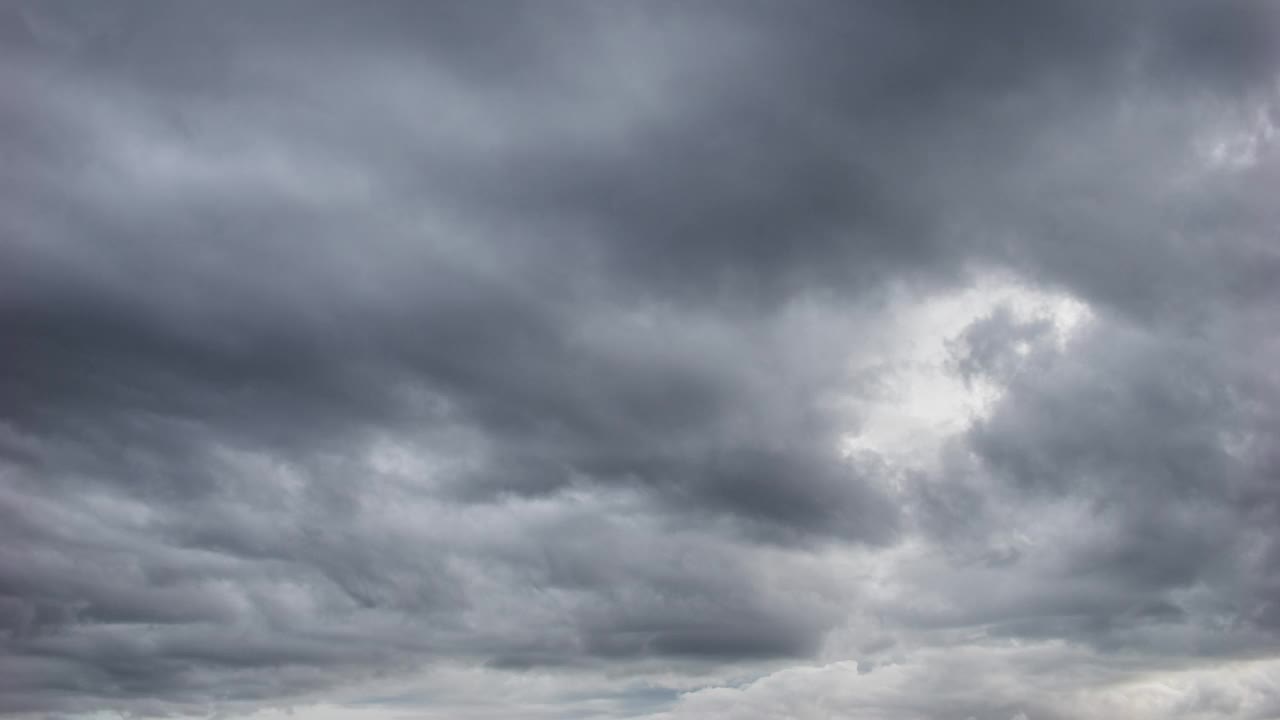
<box><xmin>2</xmin><ymin>1</ymin><xmax>1279</xmax><ymax>718</ymax></box>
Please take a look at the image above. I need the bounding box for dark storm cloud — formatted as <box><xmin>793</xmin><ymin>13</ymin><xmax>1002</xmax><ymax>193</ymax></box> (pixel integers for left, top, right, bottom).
<box><xmin>2</xmin><ymin>0</ymin><xmax>1278</xmax><ymax>717</ymax></box>
<box><xmin>962</xmin><ymin>316</ymin><xmax>1280</xmax><ymax>643</ymax></box>
<box><xmin>887</xmin><ymin>294</ymin><xmax>1280</xmax><ymax>676</ymax></box>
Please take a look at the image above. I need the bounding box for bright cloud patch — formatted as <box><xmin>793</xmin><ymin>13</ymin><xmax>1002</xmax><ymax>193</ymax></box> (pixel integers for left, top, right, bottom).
<box><xmin>841</xmin><ymin>277</ymin><xmax>1092</xmax><ymax>465</ymax></box>
<box><xmin>648</xmin><ymin>646</ymin><xmax>1280</xmax><ymax>720</ymax></box>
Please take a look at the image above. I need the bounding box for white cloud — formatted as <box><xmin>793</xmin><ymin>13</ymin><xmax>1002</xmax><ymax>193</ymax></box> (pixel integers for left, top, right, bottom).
<box><xmin>644</xmin><ymin>644</ymin><xmax>1280</xmax><ymax>720</ymax></box>
<box><xmin>840</xmin><ymin>276</ymin><xmax>1091</xmax><ymax>467</ymax></box>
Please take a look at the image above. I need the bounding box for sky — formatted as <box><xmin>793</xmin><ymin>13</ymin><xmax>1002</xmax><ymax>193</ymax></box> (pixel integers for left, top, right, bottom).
<box><xmin>2</xmin><ymin>2</ymin><xmax>1280</xmax><ymax>718</ymax></box>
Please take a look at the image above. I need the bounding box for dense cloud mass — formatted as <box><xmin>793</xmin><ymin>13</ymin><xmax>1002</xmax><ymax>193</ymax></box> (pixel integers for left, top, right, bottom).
<box><xmin>2</xmin><ymin>1</ymin><xmax>1279</xmax><ymax>718</ymax></box>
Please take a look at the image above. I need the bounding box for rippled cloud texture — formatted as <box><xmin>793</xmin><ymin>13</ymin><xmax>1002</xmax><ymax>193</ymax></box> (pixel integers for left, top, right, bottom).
<box><xmin>3</xmin><ymin>2</ymin><xmax>1280</xmax><ymax>718</ymax></box>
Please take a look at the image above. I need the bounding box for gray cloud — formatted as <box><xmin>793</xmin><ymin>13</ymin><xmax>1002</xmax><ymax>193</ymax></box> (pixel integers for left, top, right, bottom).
<box><xmin>2</xmin><ymin>1</ymin><xmax>1278</xmax><ymax>717</ymax></box>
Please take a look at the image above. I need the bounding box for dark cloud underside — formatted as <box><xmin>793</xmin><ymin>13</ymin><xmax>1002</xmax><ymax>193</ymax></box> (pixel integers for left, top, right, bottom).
<box><xmin>2</xmin><ymin>1</ymin><xmax>1278</xmax><ymax>718</ymax></box>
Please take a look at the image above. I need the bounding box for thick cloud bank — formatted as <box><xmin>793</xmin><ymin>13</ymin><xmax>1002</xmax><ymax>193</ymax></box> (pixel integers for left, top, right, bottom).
<box><xmin>2</xmin><ymin>1</ymin><xmax>1279</xmax><ymax>718</ymax></box>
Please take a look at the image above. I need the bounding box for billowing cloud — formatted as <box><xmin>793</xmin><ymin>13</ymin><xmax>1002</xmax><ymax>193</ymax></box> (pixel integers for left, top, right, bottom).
<box><xmin>648</xmin><ymin>647</ymin><xmax>1280</xmax><ymax>720</ymax></box>
<box><xmin>2</xmin><ymin>1</ymin><xmax>1278</xmax><ymax>718</ymax></box>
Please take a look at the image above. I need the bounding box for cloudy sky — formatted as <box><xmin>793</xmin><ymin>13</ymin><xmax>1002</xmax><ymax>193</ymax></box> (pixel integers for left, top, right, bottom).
<box><xmin>3</xmin><ymin>2</ymin><xmax>1280</xmax><ymax>718</ymax></box>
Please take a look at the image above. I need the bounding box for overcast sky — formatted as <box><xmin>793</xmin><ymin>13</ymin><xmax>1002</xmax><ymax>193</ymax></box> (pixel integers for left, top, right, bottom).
<box><xmin>3</xmin><ymin>2</ymin><xmax>1280</xmax><ymax>719</ymax></box>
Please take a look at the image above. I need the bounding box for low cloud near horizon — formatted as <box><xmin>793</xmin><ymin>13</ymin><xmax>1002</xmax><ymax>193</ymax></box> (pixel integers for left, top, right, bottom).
<box><xmin>3</xmin><ymin>2</ymin><xmax>1280</xmax><ymax>718</ymax></box>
